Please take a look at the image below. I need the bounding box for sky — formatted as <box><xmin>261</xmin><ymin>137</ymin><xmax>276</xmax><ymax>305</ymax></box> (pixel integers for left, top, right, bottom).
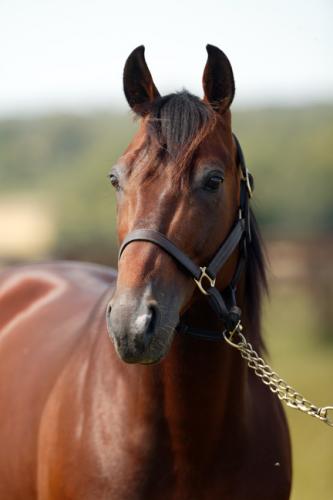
<box><xmin>1</xmin><ymin>0</ymin><xmax>332</xmax><ymax>116</ymax></box>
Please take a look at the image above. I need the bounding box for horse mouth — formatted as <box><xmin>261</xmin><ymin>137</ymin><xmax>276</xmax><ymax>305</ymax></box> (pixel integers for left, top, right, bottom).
<box><xmin>112</xmin><ymin>334</ymin><xmax>171</xmax><ymax>365</ymax></box>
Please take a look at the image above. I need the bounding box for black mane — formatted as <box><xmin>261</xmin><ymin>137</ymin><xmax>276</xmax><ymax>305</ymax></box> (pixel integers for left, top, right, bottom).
<box><xmin>244</xmin><ymin>211</ymin><xmax>268</xmax><ymax>352</ymax></box>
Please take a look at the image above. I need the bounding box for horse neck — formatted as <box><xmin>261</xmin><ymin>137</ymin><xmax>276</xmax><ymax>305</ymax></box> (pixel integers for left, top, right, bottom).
<box><xmin>161</xmin><ymin>294</ymin><xmax>249</xmax><ymax>444</ymax></box>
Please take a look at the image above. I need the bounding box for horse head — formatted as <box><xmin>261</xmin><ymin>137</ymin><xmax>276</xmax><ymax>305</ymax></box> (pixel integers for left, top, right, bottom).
<box><xmin>107</xmin><ymin>45</ymin><xmax>243</xmax><ymax>363</ymax></box>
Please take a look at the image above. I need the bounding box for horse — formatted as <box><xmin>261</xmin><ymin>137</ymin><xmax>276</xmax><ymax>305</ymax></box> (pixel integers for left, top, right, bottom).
<box><xmin>0</xmin><ymin>45</ymin><xmax>292</xmax><ymax>499</ymax></box>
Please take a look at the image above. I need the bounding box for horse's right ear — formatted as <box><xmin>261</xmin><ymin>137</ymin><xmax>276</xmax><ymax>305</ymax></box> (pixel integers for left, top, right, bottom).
<box><xmin>123</xmin><ymin>46</ymin><xmax>160</xmax><ymax>116</ymax></box>
<box><xmin>202</xmin><ymin>45</ymin><xmax>235</xmax><ymax>113</ymax></box>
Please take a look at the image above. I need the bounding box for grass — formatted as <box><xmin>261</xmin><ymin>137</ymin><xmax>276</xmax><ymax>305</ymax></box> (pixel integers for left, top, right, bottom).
<box><xmin>263</xmin><ymin>282</ymin><xmax>333</xmax><ymax>500</ymax></box>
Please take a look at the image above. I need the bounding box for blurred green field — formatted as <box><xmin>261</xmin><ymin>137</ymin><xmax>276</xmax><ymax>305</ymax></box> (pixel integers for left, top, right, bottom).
<box><xmin>0</xmin><ymin>105</ymin><xmax>333</xmax><ymax>263</ymax></box>
<box><xmin>264</xmin><ymin>279</ymin><xmax>333</xmax><ymax>500</ymax></box>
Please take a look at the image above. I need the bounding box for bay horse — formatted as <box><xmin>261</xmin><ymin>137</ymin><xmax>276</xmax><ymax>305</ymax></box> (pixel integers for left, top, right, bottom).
<box><xmin>0</xmin><ymin>45</ymin><xmax>291</xmax><ymax>499</ymax></box>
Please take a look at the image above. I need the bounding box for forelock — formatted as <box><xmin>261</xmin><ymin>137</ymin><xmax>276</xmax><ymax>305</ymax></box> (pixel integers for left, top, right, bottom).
<box><xmin>146</xmin><ymin>91</ymin><xmax>216</xmax><ymax>173</ymax></box>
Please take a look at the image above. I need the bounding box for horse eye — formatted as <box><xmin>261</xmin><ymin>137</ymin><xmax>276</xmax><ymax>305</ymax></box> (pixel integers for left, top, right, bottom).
<box><xmin>108</xmin><ymin>174</ymin><xmax>120</xmax><ymax>191</ymax></box>
<box><xmin>204</xmin><ymin>175</ymin><xmax>224</xmax><ymax>191</ymax></box>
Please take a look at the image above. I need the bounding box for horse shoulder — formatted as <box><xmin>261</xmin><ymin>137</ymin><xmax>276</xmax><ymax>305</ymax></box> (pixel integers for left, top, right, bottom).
<box><xmin>36</xmin><ymin>327</ymin><xmax>133</xmax><ymax>499</ymax></box>
<box><xmin>0</xmin><ymin>261</ymin><xmax>117</xmax><ymax>499</ymax></box>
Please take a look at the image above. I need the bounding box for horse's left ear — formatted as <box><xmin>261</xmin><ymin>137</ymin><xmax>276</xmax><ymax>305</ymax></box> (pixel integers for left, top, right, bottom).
<box><xmin>123</xmin><ymin>45</ymin><xmax>160</xmax><ymax>116</ymax></box>
<box><xmin>202</xmin><ymin>44</ymin><xmax>235</xmax><ymax>113</ymax></box>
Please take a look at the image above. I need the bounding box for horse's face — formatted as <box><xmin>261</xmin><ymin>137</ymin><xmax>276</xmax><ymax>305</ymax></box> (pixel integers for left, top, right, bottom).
<box><xmin>108</xmin><ymin>45</ymin><xmax>239</xmax><ymax>364</ymax></box>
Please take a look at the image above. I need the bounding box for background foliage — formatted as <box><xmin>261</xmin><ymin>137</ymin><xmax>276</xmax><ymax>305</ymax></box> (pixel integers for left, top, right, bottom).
<box><xmin>1</xmin><ymin>106</ymin><xmax>333</xmax><ymax>262</ymax></box>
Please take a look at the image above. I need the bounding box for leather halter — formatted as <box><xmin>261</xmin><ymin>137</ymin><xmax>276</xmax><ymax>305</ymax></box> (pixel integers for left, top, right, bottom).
<box><xmin>118</xmin><ymin>134</ymin><xmax>253</xmax><ymax>340</ymax></box>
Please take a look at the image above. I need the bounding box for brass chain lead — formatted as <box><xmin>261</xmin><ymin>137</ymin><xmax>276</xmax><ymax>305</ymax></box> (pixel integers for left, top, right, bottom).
<box><xmin>223</xmin><ymin>325</ymin><xmax>333</xmax><ymax>427</ymax></box>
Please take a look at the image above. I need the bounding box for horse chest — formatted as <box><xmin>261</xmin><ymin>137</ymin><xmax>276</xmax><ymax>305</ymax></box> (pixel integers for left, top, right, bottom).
<box><xmin>44</xmin><ymin>416</ymin><xmax>289</xmax><ymax>500</ymax></box>
<box><xmin>91</xmin><ymin>393</ymin><xmax>289</xmax><ymax>500</ymax></box>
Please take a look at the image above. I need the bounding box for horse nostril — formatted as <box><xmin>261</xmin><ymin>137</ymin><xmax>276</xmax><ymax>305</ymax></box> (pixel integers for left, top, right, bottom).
<box><xmin>106</xmin><ymin>302</ymin><xmax>113</xmax><ymax>338</ymax></box>
<box><xmin>146</xmin><ymin>302</ymin><xmax>158</xmax><ymax>338</ymax></box>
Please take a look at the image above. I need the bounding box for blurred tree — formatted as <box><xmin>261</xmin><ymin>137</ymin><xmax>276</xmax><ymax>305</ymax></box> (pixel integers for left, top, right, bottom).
<box><xmin>0</xmin><ymin>106</ymin><xmax>332</xmax><ymax>261</ymax></box>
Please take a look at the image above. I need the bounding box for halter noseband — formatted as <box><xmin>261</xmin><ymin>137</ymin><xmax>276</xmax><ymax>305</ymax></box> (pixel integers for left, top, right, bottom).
<box><xmin>118</xmin><ymin>134</ymin><xmax>253</xmax><ymax>340</ymax></box>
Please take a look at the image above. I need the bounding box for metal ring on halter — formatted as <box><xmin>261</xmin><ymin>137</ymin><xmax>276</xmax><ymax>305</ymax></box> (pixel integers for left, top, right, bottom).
<box><xmin>193</xmin><ymin>267</ymin><xmax>216</xmax><ymax>295</ymax></box>
<box><xmin>222</xmin><ymin>324</ymin><xmax>244</xmax><ymax>348</ymax></box>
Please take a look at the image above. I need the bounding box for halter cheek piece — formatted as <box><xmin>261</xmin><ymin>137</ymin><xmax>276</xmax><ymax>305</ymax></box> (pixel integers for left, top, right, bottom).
<box><xmin>118</xmin><ymin>134</ymin><xmax>254</xmax><ymax>340</ymax></box>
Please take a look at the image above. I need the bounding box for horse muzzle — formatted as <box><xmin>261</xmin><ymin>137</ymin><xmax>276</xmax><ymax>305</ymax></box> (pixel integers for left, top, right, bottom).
<box><xmin>106</xmin><ymin>288</ymin><xmax>176</xmax><ymax>364</ymax></box>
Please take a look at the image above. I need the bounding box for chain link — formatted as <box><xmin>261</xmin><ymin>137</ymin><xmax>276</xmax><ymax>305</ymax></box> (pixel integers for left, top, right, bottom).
<box><xmin>223</xmin><ymin>325</ymin><xmax>333</xmax><ymax>427</ymax></box>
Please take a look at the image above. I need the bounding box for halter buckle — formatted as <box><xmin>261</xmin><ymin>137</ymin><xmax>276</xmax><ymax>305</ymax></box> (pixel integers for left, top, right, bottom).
<box><xmin>240</xmin><ymin>167</ymin><xmax>253</xmax><ymax>198</ymax></box>
<box><xmin>194</xmin><ymin>267</ymin><xmax>216</xmax><ymax>295</ymax></box>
